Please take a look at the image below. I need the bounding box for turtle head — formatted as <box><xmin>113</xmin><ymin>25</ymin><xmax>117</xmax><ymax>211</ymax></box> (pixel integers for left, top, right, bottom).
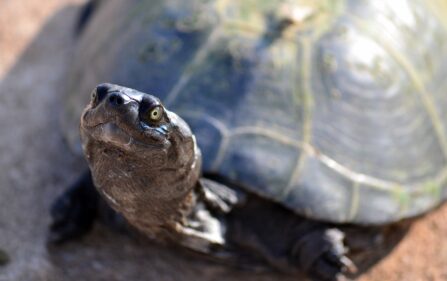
<box><xmin>80</xmin><ymin>83</ymin><xmax>201</xmax><ymax>228</ymax></box>
<box><xmin>80</xmin><ymin>83</ymin><xmax>195</xmax><ymax>166</ymax></box>
<box><xmin>80</xmin><ymin>83</ymin><xmax>201</xmax><ymax>204</ymax></box>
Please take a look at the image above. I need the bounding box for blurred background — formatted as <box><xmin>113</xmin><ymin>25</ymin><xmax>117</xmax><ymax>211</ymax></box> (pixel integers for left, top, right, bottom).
<box><xmin>0</xmin><ymin>0</ymin><xmax>446</xmax><ymax>280</ymax></box>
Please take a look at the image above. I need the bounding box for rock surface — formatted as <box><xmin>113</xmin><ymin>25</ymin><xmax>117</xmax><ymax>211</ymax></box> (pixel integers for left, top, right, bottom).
<box><xmin>0</xmin><ymin>1</ymin><xmax>446</xmax><ymax>281</ymax></box>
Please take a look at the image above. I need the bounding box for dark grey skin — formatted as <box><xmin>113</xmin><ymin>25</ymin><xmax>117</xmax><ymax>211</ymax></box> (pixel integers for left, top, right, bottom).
<box><xmin>50</xmin><ymin>84</ymin><xmax>410</xmax><ymax>281</ymax></box>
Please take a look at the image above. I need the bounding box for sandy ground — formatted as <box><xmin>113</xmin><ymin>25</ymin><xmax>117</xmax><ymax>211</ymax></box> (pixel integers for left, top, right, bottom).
<box><xmin>0</xmin><ymin>1</ymin><xmax>446</xmax><ymax>280</ymax></box>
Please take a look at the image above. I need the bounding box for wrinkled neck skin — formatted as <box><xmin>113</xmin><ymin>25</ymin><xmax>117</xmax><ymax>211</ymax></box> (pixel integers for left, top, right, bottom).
<box><xmin>81</xmin><ymin>111</ymin><xmax>202</xmax><ymax>239</ymax></box>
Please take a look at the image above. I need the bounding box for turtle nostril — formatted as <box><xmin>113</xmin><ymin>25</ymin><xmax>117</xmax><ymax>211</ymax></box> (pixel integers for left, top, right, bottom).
<box><xmin>108</xmin><ymin>93</ymin><xmax>124</xmax><ymax>106</ymax></box>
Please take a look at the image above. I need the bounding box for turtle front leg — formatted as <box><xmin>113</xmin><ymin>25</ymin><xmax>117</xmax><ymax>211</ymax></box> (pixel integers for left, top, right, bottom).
<box><xmin>226</xmin><ymin>198</ymin><xmax>356</xmax><ymax>281</ymax></box>
<box><xmin>48</xmin><ymin>170</ymin><xmax>99</xmax><ymax>243</ymax></box>
<box><xmin>175</xmin><ymin>203</ymin><xmax>226</xmax><ymax>253</ymax></box>
<box><xmin>172</xmin><ymin>179</ymin><xmax>243</xmax><ymax>254</ymax></box>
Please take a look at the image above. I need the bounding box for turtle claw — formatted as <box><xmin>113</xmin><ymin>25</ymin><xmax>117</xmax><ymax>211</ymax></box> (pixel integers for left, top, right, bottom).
<box><xmin>48</xmin><ymin>171</ymin><xmax>99</xmax><ymax>244</ymax></box>
<box><xmin>292</xmin><ymin>228</ymin><xmax>356</xmax><ymax>281</ymax></box>
<box><xmin>199</xmin><ymin>178</ymin><xmax>244</xmax><ymax>214</ymax></box>
<box><xmin>308</xmin><ymin>250</ymin><xmax>355</xmax><ymax>281</ymax></box>
<box><xmin>339</xmin><ymin>256</ymin><xmax>357</xmax><ymax>274</ymax></box>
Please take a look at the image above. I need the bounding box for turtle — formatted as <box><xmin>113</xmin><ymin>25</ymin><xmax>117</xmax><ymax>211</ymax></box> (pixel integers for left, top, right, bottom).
<box><xmin>49</xmin><ymin>0</ymin><xmax>447</xmax><ymax>280</ymax></box>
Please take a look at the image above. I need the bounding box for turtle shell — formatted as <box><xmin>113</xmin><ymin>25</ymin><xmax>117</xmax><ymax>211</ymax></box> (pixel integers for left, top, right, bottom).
<box><xmin>64</xmin><ymin>0</ymin><xmax>447</xmax><ymax>224</ymax></box>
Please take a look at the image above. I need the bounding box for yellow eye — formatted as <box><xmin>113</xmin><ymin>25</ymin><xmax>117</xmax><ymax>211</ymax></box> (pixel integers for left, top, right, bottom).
<box><xmin>148</xmin><ymin>106</ymin><xmax>163</xmax><ymax>121</ymax></box>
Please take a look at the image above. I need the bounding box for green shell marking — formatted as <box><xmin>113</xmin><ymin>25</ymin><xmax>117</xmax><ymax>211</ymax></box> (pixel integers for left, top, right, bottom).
<box><xmin>65</xmin><ymin>0</ymin><xmax>447</xmax><ymax>224</ymax></box>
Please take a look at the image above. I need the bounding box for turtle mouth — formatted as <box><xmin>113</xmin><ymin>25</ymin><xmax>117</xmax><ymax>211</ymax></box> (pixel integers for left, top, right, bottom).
<box><xmin>85</xmin><ymin>121</ymin><xmax>134</xmax><ymax>150</ymax></box>
<box><xmin>82</xmin><ymin>119</ymin><xmax>169</xmax><ymax>151</ymax></box>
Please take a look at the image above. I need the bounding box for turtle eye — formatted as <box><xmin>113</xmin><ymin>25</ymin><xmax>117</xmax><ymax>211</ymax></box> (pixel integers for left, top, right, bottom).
<box><xmin>147</xmin><ymin>106</ymin><xmax>163</xmax><ymax>122</ymax></box>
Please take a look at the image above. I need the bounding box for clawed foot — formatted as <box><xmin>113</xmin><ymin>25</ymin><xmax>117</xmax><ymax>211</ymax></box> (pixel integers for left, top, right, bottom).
<box><xmin>199</xmin><ymin>178</ymin><xmax>243</xmax><ymax>214</ymax></box>
<box><xmin>48</xmin><ymin>172</ymin><xmax>99</xmax><ymax>244</ymax></box>
<box><xmin>293</xmin><ymin>228</ymin><xmax>356</xmax><ymax>281</ymax></box>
